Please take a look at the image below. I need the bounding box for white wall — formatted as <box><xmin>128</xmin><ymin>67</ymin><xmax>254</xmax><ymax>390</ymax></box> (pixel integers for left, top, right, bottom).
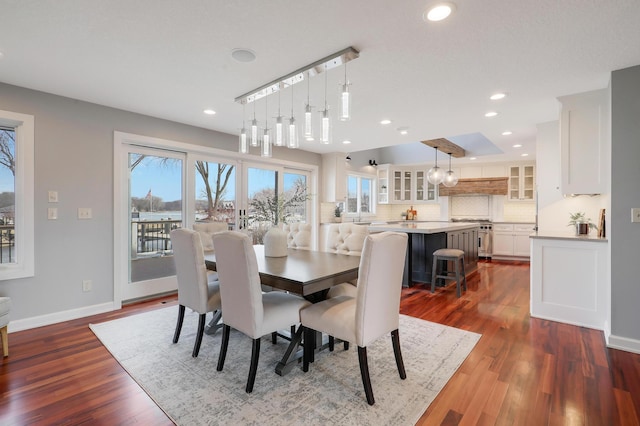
<box><xmin>0</xmin><ymin>82</ymin><xmax>321</xmax><ymax>327</ymax></box>
<box><xmin>610</xmin><ymin>65</ymin><xmax>640</xmax><ymax>346</ymax></box>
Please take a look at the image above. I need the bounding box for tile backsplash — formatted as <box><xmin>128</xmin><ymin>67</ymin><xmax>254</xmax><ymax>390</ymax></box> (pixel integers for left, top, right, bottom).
<box><xmin>503</xmin><ymin>201</ymin><xmax>536</xmax><ymax>222</ymax></box>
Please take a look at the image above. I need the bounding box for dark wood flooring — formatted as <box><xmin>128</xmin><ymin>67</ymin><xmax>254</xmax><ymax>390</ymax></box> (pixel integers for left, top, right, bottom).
<box><xmin>1</xmin><ymin>260</ymin><xmax>639</xmax><ymax>425</ymax></box>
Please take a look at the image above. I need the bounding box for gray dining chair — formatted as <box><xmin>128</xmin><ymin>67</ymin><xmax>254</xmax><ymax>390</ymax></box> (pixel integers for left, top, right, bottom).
<box><xmin>170</xmin><ymin>228</ymin><xmax>222</xmax><ymax>358</ymax></box>
<box><xmin>300</xmin><ymin>231</ymin><xmax>408</xmax><ymax>405</ymax></box>
<box><xmin>211</xmin><ymin>231</ymin><xmax>311</xmax><ymax>393</ymax></box>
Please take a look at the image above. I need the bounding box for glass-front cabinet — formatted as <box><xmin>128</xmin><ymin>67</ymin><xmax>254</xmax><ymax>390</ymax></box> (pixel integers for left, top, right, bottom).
<box><xmin>379</xmin><ymin>165</ymin><xmax>437</xmax><ymax>204</ymax></box>
<box><xmin>508</xmin><ymin>165</ymin><xmax>535</xmax><ymax>201</ymax></box>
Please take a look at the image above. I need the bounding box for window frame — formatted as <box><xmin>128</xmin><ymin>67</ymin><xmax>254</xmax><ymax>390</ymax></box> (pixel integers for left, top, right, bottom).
<box><xmin>346</xmin><ymin>173</ymin><xmax>376</xmax><ymax>217</ymax></box>
<box><xmin>0</xmin><ymin>110</ymin><xmax>35</xmax><ymax>280</ymax></box>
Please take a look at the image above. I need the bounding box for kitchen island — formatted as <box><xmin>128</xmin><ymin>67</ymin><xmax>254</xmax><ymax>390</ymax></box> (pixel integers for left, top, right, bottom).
<box><xmin>368</xmin><ymin>222</ymin><xmax>479</xmax><ymax>287</ymax></box>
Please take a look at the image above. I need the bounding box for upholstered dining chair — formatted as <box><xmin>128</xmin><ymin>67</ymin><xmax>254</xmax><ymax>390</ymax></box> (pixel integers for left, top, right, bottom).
<box><xmin>170</xmin><ymin>228</ymin><xmax>222</xmax><ymax>358</ymax></box>
<box><xmin>300</xmin><ymin>231</ymin><xmax>408</xmax><ymax>405</ymax></box>
<box><xmin>324</xmin><ymin>223</ymin><xmax>369</xmax><ymax>299</ymax></box>
<box><xmin>282</xmin><ymin>222</ymin><xmax>312</xmax><ymax>250</ymax></box>
<box><xmin>211</xmin><ymin>231</ymin><xmax>311</xmax><ymax>393</ymax></box>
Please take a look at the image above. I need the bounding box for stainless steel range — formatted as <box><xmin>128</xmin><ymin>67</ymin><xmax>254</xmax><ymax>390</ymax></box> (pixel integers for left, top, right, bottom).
<box><xmin>451</xmin><ymin>218</ymin><xmax>492</xmax><ymax>258</ymax></box>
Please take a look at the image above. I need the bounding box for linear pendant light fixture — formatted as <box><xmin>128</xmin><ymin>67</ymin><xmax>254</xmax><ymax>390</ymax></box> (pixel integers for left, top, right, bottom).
<box><xmin>274</xmin><ymin>89</ymin><xmax>284</xmax><ymax>147</ymax></box>
<box><xmin>239</xmin><ymin>103</ymin><xmax>248</xmax><ymax>153</ymax></box>
<box><xmin>261</xmin><ymin>96</ymin><xmax>271</xmax><ymax>157</ymax></box>
<box><xmin>320</xmin><ymin>64</ymin><xmax>331</xmax><ymax>144</ymax></box>
<box><xmin>250</xmin><ymin>102</ymin><xmax>259</xmax><ymax>147</ymax></box>
<box><xmin>235</xmin><ymin>46</ymin><xmax>359</xmax><ymax>151</ymax></box>
<box><xmin>288</xmin><ymin>82</ymin><xmax>299</xmax><ymax>149</ymax></box>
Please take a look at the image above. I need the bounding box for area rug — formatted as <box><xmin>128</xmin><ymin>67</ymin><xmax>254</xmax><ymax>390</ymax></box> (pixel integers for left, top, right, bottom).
<box><xmin>90</xmin><ymin>307</ymin><xmax>480</xmax><ymax>426</ymax></box>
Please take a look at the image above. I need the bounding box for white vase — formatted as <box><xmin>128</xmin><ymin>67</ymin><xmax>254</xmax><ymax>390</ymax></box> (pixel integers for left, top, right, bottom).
<box><xmin>264</xmin><ymin>226</ymin><xmax>288</xmax><ymax>257</ymax></box>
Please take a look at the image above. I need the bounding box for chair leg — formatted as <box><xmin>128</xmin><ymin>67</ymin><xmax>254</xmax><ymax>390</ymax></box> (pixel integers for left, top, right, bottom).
<box><xmin>344</xmin><ymin>341</ymin><xmax>350</xmax><ymax>351</ymax></box>
<box><xmin>431</xmin><ymin>258</ymin><xmax>438</xmax><ymax>293</ymax></box>
<box><xmin>192</xmin><ymin>313</ymin><xmax>206</xmax><ymax>358</ymax></box>
<box><xmin>216</xmin><ymin>324</ymin><xmax>230</xmax><ymax>372</ymax></box>
<box><xmin>328</xmin><ymin>336</ymin><xmax>334</xmax><ymax>351</ymax></box>
<box><xmin>461</xmin><ymin>257</ymin><xmax>467</xmax><ymax>291</ymax></box>
<box><xmin>173</xmin><ymin>304</ymin><xmax>185</xmax><ymax>343</ymax></box>
<box><xmin>455</xmin><ymin>260</ymin><xmax>462</xmax><ymax>298</ymax></box>
<box><xmin>1</xmin><ymin>325</ymin><xmax>8</xmax><ymax>357</ymax></box>
<box><xmin>271</xmin><ymin>331</ymin><xmax>277</xmax><ymax>344</ymax></box>
<box><xmin>358</xmin><ymin>346</ymin><xmax>375</xmax><ymax>405</ymax></box>
<box><xmin>391</xmin><ymin>329</ymin><xmax>407</xmax><ymax>380</ymax></box>
<box><xmin>246</xmin><ymin>338</ymin><xmax>261</xmax><ymax>393</ymax></box>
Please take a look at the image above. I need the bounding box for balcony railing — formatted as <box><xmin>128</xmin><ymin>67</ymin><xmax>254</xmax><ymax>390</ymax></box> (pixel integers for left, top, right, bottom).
<box><xmin>0</xmin><ymin>225</ymin><xmax>15</xmax><ymax>264</ymax></box>
<box><xmin>131</xmin><ymin>220</ymin><xmax>182</xmax><ymax>258</ymax></box>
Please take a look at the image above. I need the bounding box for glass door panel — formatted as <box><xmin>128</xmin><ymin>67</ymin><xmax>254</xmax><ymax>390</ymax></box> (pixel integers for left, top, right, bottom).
<box><xmin>246</xmin><ymin>166</ymin><xmax>278</xmax><ymax>244</ymax></box>
<box><xmin>194</xmin><ymin>160</ymin><xmax>236</xmax><ymax>227</ymax></box>
<box><xmin>283</xmin><ymin>171</ymin><xmax>308</xmax><ymax>222</ymax></box>
<box><xmin>125</xmin><ymin>148</ymin><xmax>184</xmax><ymax>300</ymax></box>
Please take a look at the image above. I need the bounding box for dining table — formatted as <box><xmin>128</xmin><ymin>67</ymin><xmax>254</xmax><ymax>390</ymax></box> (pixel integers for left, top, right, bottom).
<box><xmin>204</xmin><ymin>245</ymin><xmax>361</xmax><ymax>375</ymax></box>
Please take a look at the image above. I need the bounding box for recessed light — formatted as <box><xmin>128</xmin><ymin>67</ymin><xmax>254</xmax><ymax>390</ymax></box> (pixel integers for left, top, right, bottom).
<box><xmin>484</xmin><ymin>111</ymin><xmax>498</xmax><ymax>118</ymax></box>
<box><xmin>231</xmin><ymin>48</ymin><xmax>256</xmax><ymax>63</ymax></box>
<box><xmin>513</xmin><ymin>144</ymin><xmax>522</xmax><ymax>148</ymax></box>
<box><xmin>380</xmin><ymin>119</ymin><xmax>392</xmax><ymax>125</ymax></box>
<box><xmin>490</xmin><ymin>93</ymin><xmax>506</xmax><ymax>100</ymax></box>
<box><xmin>470</xmin><ymin>157</ymin><xmax>477</xmax><ymax>161</ymax></box>
<box><xmin>306</xmin><ymin>137</ymin><xmax>315</xmax><ymax>142</ymax></box>
<box><xmin>342</xmin><ymin>140</ymin><xmax>352</xmax><ymax>144</ymax></box>
<box><xmin>502</xmin><ymin>131</ymin><xmax>513</xmax><ymax>136</ymax></box>
<box><xmin>521</xmin><ymin>153</ymin><xmax>529</xmax><ymax>157</ymax></box>
<box><xmin>397</xmin><ymin>126</ymin><xmax>409</xmax><ymax>135</ymax></box>
<box><xmin>424</xmin><ymin>2</ymin><xmax>456</xmax><ymax>22</ymax></box>
<box><xmin>203</xmin><ymin>109</ymin><xmax>216</xmax><ymax>115</ymax></box>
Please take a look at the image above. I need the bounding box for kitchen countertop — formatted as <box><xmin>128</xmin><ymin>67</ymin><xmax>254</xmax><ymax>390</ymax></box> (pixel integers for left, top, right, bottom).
<box><xmin>368</xmin><ymin>221</ymin><xmax>480</xmax><ymax>234</ymax></box>
<box><xmin>529</xmin><ymin>231</ymin><xmax>608</xmax><ymax>242</ymax></box>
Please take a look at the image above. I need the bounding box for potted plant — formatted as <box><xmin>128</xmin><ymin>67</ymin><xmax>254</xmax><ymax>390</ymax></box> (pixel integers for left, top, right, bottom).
<box><xmin>568</xmin><ymin>212</ymin><xmax>598</xmax><ymax>235</ymax></box>
<box><xmin>334</xmin><ymin>206</ymin><xmax>342</xmax><ymax>223</ymax></box>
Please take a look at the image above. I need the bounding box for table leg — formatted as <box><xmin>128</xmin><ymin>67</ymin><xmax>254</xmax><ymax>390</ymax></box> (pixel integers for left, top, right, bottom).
<box><xmin>275</xmin><ymin>325</ymin><xmax>304</xmax><ymax>376</ymax></box>
<box><xmin>204</xmin><ymin>310</ymin><xmax>223</xmax><ymax>335</ymax></box>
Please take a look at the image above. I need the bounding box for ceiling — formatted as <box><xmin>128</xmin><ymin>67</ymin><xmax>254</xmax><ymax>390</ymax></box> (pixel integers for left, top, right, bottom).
<box><xmin>2</xmin><ymin>0</ymin><xmax>640</xmax><ymax>164</ymax></box>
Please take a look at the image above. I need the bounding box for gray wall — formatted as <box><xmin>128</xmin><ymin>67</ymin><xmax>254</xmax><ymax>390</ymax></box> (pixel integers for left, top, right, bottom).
<box><xmin>0</xmin><ymin>82</ymin><xmax>320</xmax><ymax>323</ymax></box>
<box><xmin>610</xmin><ymin>65</ymin><xmax>640</xmax><ymax>341</ymax></box>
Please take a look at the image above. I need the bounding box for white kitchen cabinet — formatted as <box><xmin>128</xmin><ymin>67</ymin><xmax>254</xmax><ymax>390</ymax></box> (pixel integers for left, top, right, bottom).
<box><xmin>388</xmin><ymin>167</ymin><xmax>436</xmax><ymax>204</ymax></box>
<box><xmin>321</xmin><ymin>152</ymin><xmax>347</xmax><ymax>202</ymax></box>
<box><xmin>558</xmin><ymin>89</ymin><xmax>609</xmax><ymax>195</ymax></box>
<box><xmin>377</xmin><ymin>165</ymin><xmax>390</xmax><ymax>204</ymax></box>
<box><xmin>414</xmin><ymin>170</ymin><xmax>437</xmax><ymax>202</ymax></box>
<box><xmin>508</xmin><ymin>165</ymin><xmax>535</xmax><ymax>201</ymax></box>
<box><xmin>392</xmin><ymin>169</ymin><xmax>412</xmax><ymax>202</ymax></box>
<box><xmin>492</xmin><ymin>223</ymin><xmax>535</xmax><ymax>259</ymax></box>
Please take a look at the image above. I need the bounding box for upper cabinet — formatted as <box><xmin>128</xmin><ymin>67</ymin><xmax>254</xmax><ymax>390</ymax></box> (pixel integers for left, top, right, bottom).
<box><xmin>321</xmin><ymin>153</ymin><xmax>347</xmax><ymax>202</ymax></box>
<box><xmin>378</xmin><ymin>165</ymin><xmax>436</xmax><ymax>204</ymax></box>
<box><xmin>508</xmin><ymin>165</ymin><xmax>535</xmax><ymax>201</ymax></box>
<box><xmin>558</xmin><ymin>89</ymin><xmax>610</xmax><ymax>195</ymax></box>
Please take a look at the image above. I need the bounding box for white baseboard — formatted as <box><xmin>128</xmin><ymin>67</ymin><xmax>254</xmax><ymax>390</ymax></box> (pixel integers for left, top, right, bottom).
<box><xmin>8</xmin><ymin>302</ymin><xmax>118</xmax><ymax>333</ymax></box>
<box><xmin>607</xmin><ymin>334</ymin><xmax>640</xmax><ymax>355</ymax></box>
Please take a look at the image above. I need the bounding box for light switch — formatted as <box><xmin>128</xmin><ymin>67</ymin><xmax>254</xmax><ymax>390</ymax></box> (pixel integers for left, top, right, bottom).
<box><xmin>48</xmin><ymin>207</ymin><xmax>58</xmax><ymax>220</ymax></box>
<box><xmin>78</xmin><ymin>208</ymin><xmax>92</xmax><ymax>219</ymax></box>
<box><xmin>632</xmin><ymin>208</ymin><xmax>640</xmax><ymax>223</ymax></box>
<box><xmin>48</xmin><ymin>190</ymin><xmax>58</xmax><ymax>203</ymax></box>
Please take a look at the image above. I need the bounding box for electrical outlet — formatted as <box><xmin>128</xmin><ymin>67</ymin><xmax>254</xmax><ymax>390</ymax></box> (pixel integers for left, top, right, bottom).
<box><xmin>82</xmin><ymin>280</ymin><xmax>92</xmax><ymax>292</ymax></box>
<box><xmin>78</xmin><ymin>208</ymin><xmax>92</xmax><ymax>219</ymax></box>
<box><xmin>632</xmin><ymin>208</ymin><xmax>640</xmax><ymax>223</ymax></box>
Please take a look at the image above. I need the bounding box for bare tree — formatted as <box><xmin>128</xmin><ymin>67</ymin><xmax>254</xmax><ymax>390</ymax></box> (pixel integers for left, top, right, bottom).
<box><xmin>195</xmin><ymin>161</ymin><xmax>234</xmax><ymax>219</ymax></box>
<box><xmin>0</xmin><ymin>130</ymin><xmax>15</xmax><ymax>176</ymax></box>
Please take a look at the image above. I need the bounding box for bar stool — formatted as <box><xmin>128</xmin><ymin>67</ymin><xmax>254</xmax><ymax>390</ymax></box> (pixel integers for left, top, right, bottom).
<box><xmin>0</xmin><ymin>297</ymin><xmax>11</xmax><ymax>357</ymax></box>
<box><xmin>431</xmin><ymin>249</ymin><xmax>467</xmax><ymax>297</ymax></box>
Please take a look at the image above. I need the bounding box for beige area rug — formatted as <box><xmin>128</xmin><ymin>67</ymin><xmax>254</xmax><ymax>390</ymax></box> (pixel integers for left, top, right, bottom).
<box><xmin>90</xmin><ymin>307</ymin><xmax>480</xmax><ymax>426</ymax></box>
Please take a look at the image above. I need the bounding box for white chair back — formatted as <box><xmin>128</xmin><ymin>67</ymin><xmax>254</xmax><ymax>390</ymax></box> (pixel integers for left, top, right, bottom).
<box><xmin>193</xmin><ymin>221</ymin><xmax>228</xmax><ymax>252</ymax></box>
<box><xmin>211</xmin><ymin>231</ymin><xmax>264</xmax><ymax>338</ymax></box>
<box><xmin>355</xmin><ymin>232</ymin><xmax>408</xmax><ymax>347</ymax></box>
<box><xmin>325</xmin><ymin>223</ymin><xmax>369</xmax><ymax>256</ymax></box>
<box><xmin>170</xmin><ymin>228</ymin><xmax>211</xmax><ymax>314</ymax></box>
<box><xmin>282</xmin><ymin>222</ymin><xmax>312</xmax><ymax>249</ymax></box>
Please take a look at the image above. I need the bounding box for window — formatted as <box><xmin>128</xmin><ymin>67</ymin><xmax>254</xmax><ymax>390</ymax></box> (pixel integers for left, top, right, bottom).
<box><xmin>346</xmin><ymin>174</ymin><xmax>375</xmax><ymax>215</ymax></box>
<box><xmin>0</xmin><ymin>110</ymin><xmax>34</xmax><ymax>280</ymax></box>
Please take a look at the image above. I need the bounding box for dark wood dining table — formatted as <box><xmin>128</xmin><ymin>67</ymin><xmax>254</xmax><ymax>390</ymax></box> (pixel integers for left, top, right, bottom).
<box><xmin>204</xmin><ymin>245</ymin><xmax>361</xmax><ymax>375</ymax></box>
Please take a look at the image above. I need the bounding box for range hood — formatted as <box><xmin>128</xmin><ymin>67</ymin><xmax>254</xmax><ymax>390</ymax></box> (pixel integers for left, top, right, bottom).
<box><xmin>438</xmin><ymin>177</ymin><xmax>508</xmax><ymax>196</ymax></box>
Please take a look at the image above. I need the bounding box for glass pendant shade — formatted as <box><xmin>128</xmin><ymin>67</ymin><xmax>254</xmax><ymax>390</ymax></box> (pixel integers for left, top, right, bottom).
<box><xmin>320</xmin><ymin>110</ymin><xmax>331</xmax><ymax>144</ymax></box>
<box><xmin>442</xmin><ymin>153</ymin><xmax>458</xmax><ymax>187</ymax></box>
<box><xmin>304</xmin><ymin>104</ymin><xmax>313</xmax><ymax>140</ymax></box>
<box><xmin>239</xmin><ymin>127</ymin><xmax>248</xmax><ymax>154</ymax></box>
<box><xmin>442</xmin><ymin>170</ymin><xmax>459</xmax><ymax>187</ymax></box>
<box><xmin>261</xmin><ymin>129</ymin><xmax>272</xmax><ymax>157</ymax></box>
<box><xmin>427</xmin><ymin>147</ymin><xmax>444</xmax><ymax>185</ymax></box>
<box><xmin>250</xmin><ymin>118</ymin><xmax>259</xmax><ymax>147</ymax></box>
<box><xmin>340</xmin><ymin>85</ymin><xmax>350</xmax><ymax>121</ymax></box>
<box><xmin>288</xmin><ymin>116</ymin><xmax>299</xmax><ymax>148</ymax></box>
<box><xmin>275</xmin><ymin>116</ymin><xmax>284</xmax><ymax>146</ymax></box>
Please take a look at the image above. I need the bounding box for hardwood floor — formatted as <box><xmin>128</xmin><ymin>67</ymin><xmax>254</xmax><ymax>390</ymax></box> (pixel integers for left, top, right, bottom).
<box><xmin>1</xmin><ymin>260</ymin><xmax>639</xmax><ymax>425</ymax></box>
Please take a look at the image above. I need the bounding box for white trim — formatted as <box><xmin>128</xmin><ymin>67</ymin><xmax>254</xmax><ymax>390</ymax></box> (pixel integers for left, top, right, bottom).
<box><xmin>0</xmin><ymin>110</ymin><xmax>35</xmax><ymax>280</ymax></box>
<box><xmin>8</xmin><ymin>302</ymin><xmax>116</xmax><ymax>333</ymax></box>
<box><xmin>607</xmin><ymin>333</ymin><xmax>640</xmax><ymax>355</ymax></box>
